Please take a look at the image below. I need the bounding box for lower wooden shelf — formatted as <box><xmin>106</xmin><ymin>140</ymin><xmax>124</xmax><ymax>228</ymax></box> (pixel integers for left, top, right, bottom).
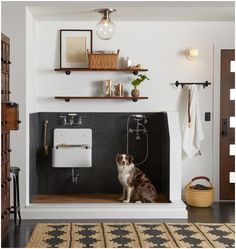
<box><xmin>54</xmin><ymin>96</ymin><xmax>148</xmax><ymax>102</ymax></box>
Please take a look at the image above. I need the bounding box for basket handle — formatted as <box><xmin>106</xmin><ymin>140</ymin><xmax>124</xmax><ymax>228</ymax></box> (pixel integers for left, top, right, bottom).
<box><xmin>192</xmin><ymin>176</ymin><xmax>210</xmax><ymax>182</ymax></box>
<box><xmin>186</xmin><ymin>176</ymin><xmax>213</xmax><ymax>188</ymax></box>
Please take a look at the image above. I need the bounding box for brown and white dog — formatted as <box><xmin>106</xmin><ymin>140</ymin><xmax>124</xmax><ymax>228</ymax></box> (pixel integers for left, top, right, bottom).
<box><xmin>116</xmin><ymin>154</ymin><xmax>158</xmax><ymax>203</ymax></box>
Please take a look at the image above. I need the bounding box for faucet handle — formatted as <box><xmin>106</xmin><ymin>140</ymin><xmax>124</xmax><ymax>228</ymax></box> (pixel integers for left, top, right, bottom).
<box><xmin>68</xmin><ymin>113</ymin><xmax>77</xmax><ymax>116</ymax></box>
<box><xmin>60</xmin><ymin>115</ymin><xmax>67</xmax><ymax>121</ymax></box>
<box><xmin>77</xmin><ymin>117</ymin><xmax>82</xmax><ymax>125</ymax></box>
<box><xmin>60</xmin><ymin>115</ymin><xmax>68</xmax><ymax>126</ymax></box>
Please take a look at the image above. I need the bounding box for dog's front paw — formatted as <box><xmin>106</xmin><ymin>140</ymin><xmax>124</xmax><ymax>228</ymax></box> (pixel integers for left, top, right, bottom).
<box><xmin>119</xmin><ymin>197</ymin><xmax>125</xmax><ymax>201</ymax></box>
<box><xmin>123</xmin><ymin>199</ymin><xmax>130</xmax><ymax>203</ymax></box>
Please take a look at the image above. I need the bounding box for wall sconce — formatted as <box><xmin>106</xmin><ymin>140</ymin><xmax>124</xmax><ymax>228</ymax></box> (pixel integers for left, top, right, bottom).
<box><xmin>185</xmin><ymin>48</ymin><xmax>199</xmax><ymax>60</ymax></box>
<box><xmin>95</xmin><ymin>8</ymin><xmax>117</xmax><ymax>40</ymax></box>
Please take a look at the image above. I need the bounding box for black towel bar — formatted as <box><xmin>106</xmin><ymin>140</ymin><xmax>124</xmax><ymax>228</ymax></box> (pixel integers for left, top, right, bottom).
<box><xmin>175</xmin><ymin>81</ymin><xmax>211</xmax><ymax>89</ymax></box>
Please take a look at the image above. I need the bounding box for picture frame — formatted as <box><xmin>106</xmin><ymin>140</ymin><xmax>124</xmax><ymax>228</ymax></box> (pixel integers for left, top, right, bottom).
<box><xmin>60</xmin><ymin>29</ymin><xmax>93</xmax><ymax>69</ymax></box>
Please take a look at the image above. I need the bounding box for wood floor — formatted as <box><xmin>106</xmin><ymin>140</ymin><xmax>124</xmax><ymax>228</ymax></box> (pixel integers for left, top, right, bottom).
<box><xmin>32</xmin><ymin>193</ymin><xmax>170</xmax><ymax>203</ymax></box>
<box><xmin>1</xmin><ymin>202</ymin><xmax>235</xmax><ymax>248</ymax></box>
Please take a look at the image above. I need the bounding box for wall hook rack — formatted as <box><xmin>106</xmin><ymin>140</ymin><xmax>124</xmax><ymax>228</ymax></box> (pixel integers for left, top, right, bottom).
<box><xmin>175</xmin><ymin>81</ymin><xmax>211</xmax><ymax>89</ymax></box>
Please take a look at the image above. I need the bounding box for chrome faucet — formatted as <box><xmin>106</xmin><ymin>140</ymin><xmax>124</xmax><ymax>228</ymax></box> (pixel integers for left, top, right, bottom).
<box><xmin>60</xmin><ymin>114</ymin><xmax>83</xmax><ymax>126</ymax></box>
<box><xmin>68</xmin><ymin>114</ymin><xmax>77</xmax><ymax>126</ymax></box>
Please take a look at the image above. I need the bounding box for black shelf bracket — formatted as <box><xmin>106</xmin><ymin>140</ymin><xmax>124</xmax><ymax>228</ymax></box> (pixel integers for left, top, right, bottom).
<box><xmin>65</xmin><ymin>70</ymin><xmax>140</xmax><ymax>75</ymax></box>
<box><xmin>63</xmin><ymin>98</ymin><xmax>140</xmax><ymax>102</ymax></box>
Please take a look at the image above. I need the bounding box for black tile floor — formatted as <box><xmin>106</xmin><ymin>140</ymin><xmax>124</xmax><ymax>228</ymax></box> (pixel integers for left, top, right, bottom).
<box><xmin>1</xmin><ymin>202</ymin><xmax>235</xmax><ymax>248</ymax></box>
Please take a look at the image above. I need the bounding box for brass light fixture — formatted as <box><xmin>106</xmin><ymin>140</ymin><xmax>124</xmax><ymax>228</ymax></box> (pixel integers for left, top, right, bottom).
<box><xmin>95</xmin><ymin>8</ymin><xmax>117</xmax><ymax>40</ymax></box>
<box><xmin>185</xmin><ymin>47</ymin><xmax>199</xmax><ymax>60</ymax></box>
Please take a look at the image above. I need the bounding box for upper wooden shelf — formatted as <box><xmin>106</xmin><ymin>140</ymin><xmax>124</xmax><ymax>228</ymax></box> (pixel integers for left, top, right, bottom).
<box><xmin>54</xmin><ymin>68</ymin><xmax>148</xmax><ymax>75</ymax></box>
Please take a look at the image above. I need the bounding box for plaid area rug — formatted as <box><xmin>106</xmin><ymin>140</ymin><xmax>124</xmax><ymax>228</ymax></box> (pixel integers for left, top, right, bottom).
<box><xmin>26</xmin><ymin>223</ymin><xmax>235</xmax><ymax>248</ymax></box>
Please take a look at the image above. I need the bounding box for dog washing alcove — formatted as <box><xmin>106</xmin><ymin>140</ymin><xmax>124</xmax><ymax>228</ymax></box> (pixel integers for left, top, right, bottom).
<box><xmin>26</xmin><ymin>112</ymin><xmax>187</xmax><ymax>219</ymax></box>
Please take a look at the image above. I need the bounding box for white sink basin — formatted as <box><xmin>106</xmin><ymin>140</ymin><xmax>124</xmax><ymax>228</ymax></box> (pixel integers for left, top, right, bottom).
<box><xmin>52</xmin><ymin>128</ymin><xmax>92</xmax><ymax>168</ymax></box>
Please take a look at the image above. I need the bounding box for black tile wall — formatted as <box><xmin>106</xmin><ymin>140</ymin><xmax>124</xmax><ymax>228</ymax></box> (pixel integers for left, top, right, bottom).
<box><xmin>29</xmin><ymin>112</ymin><xmax>170</xmax><ymax>202</ymax></box>
<box><xmin>29</xmin><ymin>113</ymin><xmax>39</xmax><ymax>202</ymax></box>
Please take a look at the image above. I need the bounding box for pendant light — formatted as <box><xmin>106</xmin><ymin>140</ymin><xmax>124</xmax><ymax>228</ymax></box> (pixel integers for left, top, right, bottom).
<box><xmin>95</xmin><ymin>8</ymin><xmax>117</xmax><ymax>40</ymax></box>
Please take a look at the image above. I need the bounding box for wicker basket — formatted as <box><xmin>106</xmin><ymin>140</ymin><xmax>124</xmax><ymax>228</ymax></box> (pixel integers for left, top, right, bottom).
<box><xmin>88</xmin><ymin>50</ymin><xmax>119</xmax><ymax>69</ymax></box>
<box><xmin>185</xmin><ymin>176</ymin><xmax>214</xmax><ymax>207</ymax></box>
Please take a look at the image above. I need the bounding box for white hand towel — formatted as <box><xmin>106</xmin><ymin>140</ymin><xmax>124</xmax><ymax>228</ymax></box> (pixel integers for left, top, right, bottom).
<box><xmin>183</xmin><ymin>85</ymin><xmax>204</xmax><ymax>158</ymax></box>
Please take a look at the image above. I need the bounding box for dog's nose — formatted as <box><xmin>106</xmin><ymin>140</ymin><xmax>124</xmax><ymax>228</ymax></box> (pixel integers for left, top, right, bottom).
<box><xmin>121</xmin><ymin>161</ymin><xmax>125</xmax><ymax>165</ymax></box>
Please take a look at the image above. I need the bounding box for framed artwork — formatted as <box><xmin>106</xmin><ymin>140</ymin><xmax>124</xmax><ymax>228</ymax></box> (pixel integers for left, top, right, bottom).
<box><xmin>60</xmin><ymin>29</ymin><xmax>93</xmax><ymax>68</ymax></box>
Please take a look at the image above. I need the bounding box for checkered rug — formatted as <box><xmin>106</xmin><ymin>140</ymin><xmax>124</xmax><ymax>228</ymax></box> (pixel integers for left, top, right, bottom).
<box><xmin>26</xmin><ymin>223</ymin><xmax>235</xmax><ymax>248</ymax></box>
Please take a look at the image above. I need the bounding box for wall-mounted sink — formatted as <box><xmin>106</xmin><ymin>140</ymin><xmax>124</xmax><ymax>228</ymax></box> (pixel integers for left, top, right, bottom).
<box><xmin>52</xmin><ymin>128</ymin><xmax>92</xmax><ymax>168</ymax></box>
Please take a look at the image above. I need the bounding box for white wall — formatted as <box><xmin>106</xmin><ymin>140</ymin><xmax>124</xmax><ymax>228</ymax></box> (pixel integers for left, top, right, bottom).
<box><xmin>34</xmin><ymin>20</ymin><xmax>234</xmax><ymax>199</ymax></box>
<box><xmin>1</xmin><ymin>3</ymin><xmax>234</xmax><ymax>212</ymax></box>
<box><xmin>1</xmin><ymin>3</ymin><xmax>28</xmax><ymax>207</ymax></box>
<box><xmin>36</xmin><ymin>21</ymin><xmax>215</xmax><ymax>113</ymax></box>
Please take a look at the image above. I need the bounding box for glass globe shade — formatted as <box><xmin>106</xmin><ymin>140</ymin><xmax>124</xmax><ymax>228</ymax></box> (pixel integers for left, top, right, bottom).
<box><xmin>95</xmin><ymin>19</ymin><xmax>116</xmax><ymax>40</ymax></box>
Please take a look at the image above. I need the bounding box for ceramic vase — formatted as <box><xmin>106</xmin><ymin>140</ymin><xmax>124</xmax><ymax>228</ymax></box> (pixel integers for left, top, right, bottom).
<box><xmin>131</xmin><ymin>86</ymin><xmax>140</xmax><ymax>98</ymax></box>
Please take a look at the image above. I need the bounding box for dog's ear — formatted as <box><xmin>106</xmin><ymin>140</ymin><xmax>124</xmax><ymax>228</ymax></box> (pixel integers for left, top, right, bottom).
<box><xmin>116</xmin><ymin>154</ymin><xmax>122</xmax><ymax>163</ymax></box>
<box><xmin>128</xmin><ymin>155</ymin><xmax>134</xmax><ymax>164</ymax></box>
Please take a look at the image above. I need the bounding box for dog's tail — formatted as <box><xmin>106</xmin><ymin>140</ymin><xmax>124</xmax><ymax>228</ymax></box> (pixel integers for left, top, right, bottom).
<box><xmin>152</xmin><ymin>193</ymin><xmax>159</xmax><ymax>203</ymax></box>
<box><xmin>145</xmin><ymin>195</ymin><xmax>158</xmax><ymax>203</ymax></box>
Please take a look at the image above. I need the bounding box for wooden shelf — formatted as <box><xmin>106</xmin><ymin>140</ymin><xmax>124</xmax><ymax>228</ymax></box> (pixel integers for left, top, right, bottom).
<box><xmin>54</xmin><ymin>96</ymin><xmax>148</xmax><ymax>102</ymax></box>
<box><xmin>54</xmin><ymin>68</ymin><xmax>148</xmax><ymax>75</ymax></box>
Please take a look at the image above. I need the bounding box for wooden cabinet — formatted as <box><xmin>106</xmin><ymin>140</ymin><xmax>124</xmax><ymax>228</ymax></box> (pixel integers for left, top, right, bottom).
<box><xmin>1</xmin><ymin>33</ymin><xmax>19</xmax><ymax>239</ymax></box>
<box><xmin>2</xmin><ymin>102</ymin><xmax>20</xmax><ymax>131</ymax></box>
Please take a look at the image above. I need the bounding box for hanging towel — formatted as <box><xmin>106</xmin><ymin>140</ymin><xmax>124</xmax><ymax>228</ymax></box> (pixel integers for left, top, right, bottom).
<box><xmin>182</xmin><ymin>85</ymin><xmax>204</xmax><ymax>158</ymax></box>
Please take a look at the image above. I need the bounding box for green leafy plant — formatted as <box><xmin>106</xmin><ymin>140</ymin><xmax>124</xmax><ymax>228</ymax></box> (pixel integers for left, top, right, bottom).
<box><xmin>131</xmin><ymin>74</ymin><xmax>150</xmax><ymax>87</ymax></box>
